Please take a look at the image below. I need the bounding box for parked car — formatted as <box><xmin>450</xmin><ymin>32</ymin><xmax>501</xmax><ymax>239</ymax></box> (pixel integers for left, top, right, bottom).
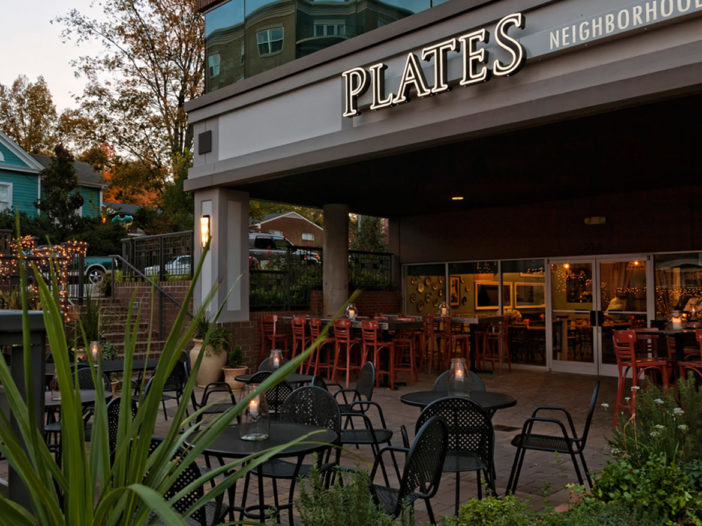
<box><xmin>84</xmin><ymin>256</ymin><xmax>116</xmax><ymax>285</ymax></box>
<box><xmin>144</xmin><ymin>255</ymin><xmax>192</xmax><ymax>278</ymax></box>
<box><xmin>249</xmin><ymin>232</ymin><xmax>320</xmax><ymax>268</ymax></box>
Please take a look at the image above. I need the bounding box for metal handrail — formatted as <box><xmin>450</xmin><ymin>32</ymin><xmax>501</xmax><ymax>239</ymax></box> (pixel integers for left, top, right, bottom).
<box><xmin>109</xmin><ymin>254</ymin><xmax>193</xmax><ymax>340</ymax></box>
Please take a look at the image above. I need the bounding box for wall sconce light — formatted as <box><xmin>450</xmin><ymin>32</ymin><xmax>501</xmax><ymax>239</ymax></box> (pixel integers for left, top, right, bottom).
<box><xmin>345</xmin><ymin>303</ymin><xmax>358</xmax><ymax>320</ymax></box>
<box><xmin>200</xmin><ymin>215</ymin><xmax>210</xmax><ymax>248</ymax></box>
<box><xmin>438</xmin><ymin>302</ymin><xmax>449</xmax><ymax>318</ymax></box>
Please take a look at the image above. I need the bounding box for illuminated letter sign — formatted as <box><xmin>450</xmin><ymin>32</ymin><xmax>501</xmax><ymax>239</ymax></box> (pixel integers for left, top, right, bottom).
<box><xmin>341</xmin><ymin>12</ymin><xmax>526</xmax><ymax>117</ymax></box>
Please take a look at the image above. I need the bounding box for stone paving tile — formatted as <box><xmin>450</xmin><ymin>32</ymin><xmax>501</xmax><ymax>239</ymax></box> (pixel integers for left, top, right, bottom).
<box><xmin>2</xmin><ymin>368</ymin><xmax>617</xmax><ymax>525</ymax></box>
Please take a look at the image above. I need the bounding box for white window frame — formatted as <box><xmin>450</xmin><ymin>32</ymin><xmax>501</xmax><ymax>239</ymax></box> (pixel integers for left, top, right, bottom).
<box><xmin>0</xmin><ymin>182</ymin><xmax>12</xmax><ymax>211</ymax></box>
<box><xmin>208</xmin><ymin>53</ymin><xmax>221</xmax><ymax>77</ymax></box>
<box><xmin>313</xmin><ymin>20</ymin><xmax>346</xmax><ymax>37</ymax></box>
<box><xmin>256</xmin><ymin>27</ymin><xmax>284</xmax><ymax>57</ymax></box>
<box><xmin>302</xmin><ymin>232</ymin><xmax>315</xmax><ymax>241</ymax></box>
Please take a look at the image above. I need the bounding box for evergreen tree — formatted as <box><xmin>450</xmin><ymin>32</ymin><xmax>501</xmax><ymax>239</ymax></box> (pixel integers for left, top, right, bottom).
<box><xmin>35</xmin><ymin>145</ymin><xmax>84</xmax><ymax>241</ymax></box>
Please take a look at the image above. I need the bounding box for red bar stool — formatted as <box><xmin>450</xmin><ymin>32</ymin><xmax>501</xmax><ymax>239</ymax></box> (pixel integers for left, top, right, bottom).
<box><xmin>437</xmin><ymin>317</ymin><xmax>471</xmax><ymax>372</ymax></box>
<box><xmin>393</xmin><ymin>328</ymin><xmax>418</xmax><ymax>386</ymax></box>
<box><xmin>361</xmin><ymin>320</ymin><xmax>397</xmax><ymax>390</ymax></box>
<box><xmin>290</xmin><ymin>315</ymin><xmax>311</xmax><ymax>371</ymax></box>
<box><xmin>612</xmin><ymin>329</ymin><xmax>669</xmax><ymax>427</ymax></box>
<box><xmin>258</xmin><ymin>314</ymin><xmax>289</xmax><ymax>364</ymax></box>
<box><xmin>308</xmin><ymin>317</ymin><xmax>334</xmax><ymax>377</ymax></box>
<box><xmin>477</xmin><ymin>319</ymin><xmax>510</xmax><ymax>373</ymax></box>
<box><xmin>331</xmin><ymin>319</ymin><xmax>363</xmax><ymax>387</ymax></box>
<box><xmin>421</xmin><ymin>315</ymin><xmax>440</xmax><ymax>373</ymax></box>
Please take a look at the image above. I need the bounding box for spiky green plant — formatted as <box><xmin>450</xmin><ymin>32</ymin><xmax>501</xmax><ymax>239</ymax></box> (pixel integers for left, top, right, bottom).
<box><xmin>0</xmin><ymin>218</ymin><xmax>348</xmax><ymax>525</ymax></box>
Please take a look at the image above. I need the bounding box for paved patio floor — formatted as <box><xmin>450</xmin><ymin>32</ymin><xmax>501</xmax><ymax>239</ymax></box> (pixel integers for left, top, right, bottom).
<box><xmin>1</xmin><ymin>368</ymin><xmax>619</xmax><ymax>524</ymax></box>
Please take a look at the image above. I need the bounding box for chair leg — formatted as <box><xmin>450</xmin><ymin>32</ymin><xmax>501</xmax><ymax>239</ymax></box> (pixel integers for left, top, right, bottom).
<box><xmin>579</xmin><ymin>450</ymin><xmax>593</xmax><ymax>488</ymax></box>
<box><xmin>455</xmin><ymin>472</ymin><xmax>461</xmax><ymax>515</ymax></box>
<box><xmin>425</xmin><ymin>499</ymin><xmax>437</xmax><ymax>525</ymax></box>
<box><xmin>506</xmin><ymin>444</ymin><xmax>526</xmax><ymax>494</ymax></box>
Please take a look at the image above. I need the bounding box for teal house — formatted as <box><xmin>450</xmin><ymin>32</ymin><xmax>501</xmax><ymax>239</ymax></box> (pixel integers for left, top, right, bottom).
<box><xmin>0</xmin><ymin>130</ymin><xmax>105</xmax><ymax>219</ymax></box>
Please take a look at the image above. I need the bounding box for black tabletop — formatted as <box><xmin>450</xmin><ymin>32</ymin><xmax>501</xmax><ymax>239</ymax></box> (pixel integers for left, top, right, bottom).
<box><xmin>235</xmin><ymin>372</ymin><xmax>313</xmax><ymax>385</ymax></box>
<box><xmin>202</xmin><ymin>421</ymin><xmax>337</xmax><ymax>459</ymax></box>
<box><xmin>46</xmin><ymin>359</ymin><xmax>160</xmax><ymax>376</ymax></box>
<box><xmin>400</xmin><ymin>390</ymin><xmax>517</xmax><ymax>412</ymax></box>
<box><xmin>44</xmin><ymin>389</ymin><xmax>110</xmax><ymax>408</ymax></box>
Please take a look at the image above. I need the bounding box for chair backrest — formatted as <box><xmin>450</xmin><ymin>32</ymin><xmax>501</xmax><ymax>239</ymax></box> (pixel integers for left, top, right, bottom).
<box><xmin>333</xmin><ymin>318</ymin><xmax>353</xmax><ymax>343</ymax></box>
<box><xmin>258</xmin><ymin>356</ymin><xmax>290</xmax><ymax>371</ymax></box>
<box><xmin>281</xmin><ymin>386</ymin><xmax>341</xmax><ymax>435</ymax></box>
<box><xmin>393</xmin><ymin>415</ymin><xmax>448</xmax><ymax>517</ymax></box>
<box><xmin>149</xmin><ymin>437</ymin><xmax>208</xmax><ymax>526</ymax></box>
<box><xmin>433</xmin><ymin>370</ymin><xmax>485</xmax><ymax>392</ymax></box>
<box><xmin>247</xmin><ymin>370</ymin><xmax>293</xmax><ymax>415</ymax></box>
<box><xmin>696</xmin><ymin>329</ymin><xmax>702</xmax><ymax>352</ymax></box>
<box><xmin>579</xmin><ymin>381</ymin><xmax>601</xmax><ymax>446</ymax></box>
<box><xmin>261</xmin><ymin>314</ymin><xmax>280</xmax><ymax>339</ymax></box>
<box><xmin>71</xmin><ymin>364</ymin><xmax>110</xmax><ymax>391</ymax></box>
<box><xmin>422</xmin><ymin>315</ymin><xmax>435</xmax><ymax>337</ymax></box>
<box><xmin>361</xmin><ymin>320</ymin><xmax>381</xmax><ymax>346</ymax></box>
<box><xmin>164</xmin><ymin>360</ymin><xmax>188</xmax><ymax>392</ymax></box>
<box><xmin>635</xmin><ymin>328</ymin><xmax>660</xmax><ymax>357</ymax></box>
<box><xmin>355</xmin><ymin>361</ymin><xmax>376</xmax><ymax>400</ymax></box>
<box><xmin>309</xmin><ymin>317</ymin><xmax>324</xmax><ymax>339</ymax></box>
<box><xmin>291</xmin><ymin>315</ymin><xmax>307</xmax><ymax>340</ymax></box>
<box><xmin>612</xmin><ymin>329</ymin><xmax>636</xmax><ymax>363</ymax></box>
<box><xmin>106</xmin><ymin>396</ymin><xmax>138</xmax><ymax>454</ymax></box>
<box><xmin>416</xmin><ymin>397</ymin><xmax>492</xmax><ymax>466</ymax></box>
<box><xmin>665</xmin><ymin>334</ymin><xmax>677</xmax><ymax>362</ymax></box>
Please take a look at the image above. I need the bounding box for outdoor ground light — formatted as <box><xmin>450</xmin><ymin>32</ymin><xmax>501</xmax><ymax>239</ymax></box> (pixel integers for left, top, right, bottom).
<box><xmin>345</xmin><ymin>303</ymin><xmax>358</xmax><ymax>320</ymax></box>
<box><xmin>200</xmin><ymin>214</ymin><xmax>210</xmax><ymax>248</ymax></box>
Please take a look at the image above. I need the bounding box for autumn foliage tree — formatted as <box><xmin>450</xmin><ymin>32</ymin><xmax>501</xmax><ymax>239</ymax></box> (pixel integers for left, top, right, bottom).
<box><xmin>55</xmin><ymin>0</ymin><xmax>204</xmax><ymax>199</ymax></box>
<box><xmin>0</xmin><ymin>75</ymin><xmax>58</xmax><ymax>154</ymax></box>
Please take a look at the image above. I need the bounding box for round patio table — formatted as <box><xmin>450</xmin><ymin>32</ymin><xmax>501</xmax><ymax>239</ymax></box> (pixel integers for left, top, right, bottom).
<box><xmin>200</xmin><ymin>421</ymin><xmax>336</xmax><ymax>522</ymax></box>
<box><xmin>235</xmin><ymin>372</ymin><xmax>313</xmax><ymax>385</ymax></box>
<box><xmin>44</xmin><ymin>389</ymin><xmax>110</xmax><ymax>408</ymax></box>
<box><xmin>400</xmin><ymin>390</ymin><xmax>516</xmax><ymax>416</ymax></box>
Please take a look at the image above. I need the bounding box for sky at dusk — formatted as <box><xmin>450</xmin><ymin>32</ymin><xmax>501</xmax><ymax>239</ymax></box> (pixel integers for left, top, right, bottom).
<box><xmin>0</xmin><ymin>0</ymin><xmax>104</xmax><ymax>112</ymax></box>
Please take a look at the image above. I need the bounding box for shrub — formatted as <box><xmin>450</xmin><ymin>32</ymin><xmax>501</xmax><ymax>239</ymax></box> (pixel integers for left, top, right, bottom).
<box><xmin>296</xmin><ymin>466</ymin><xmax>413</xmax><ymax>526</ymax></box>
<box><xmin>440</xmin><ymin>494</ymin><xmax>532</xmax><ymax>526</ymax></box>
<box><xmin>592</xmin><ymin>453</ymin><xmax>697</xmax><ymax>525</ymax></box>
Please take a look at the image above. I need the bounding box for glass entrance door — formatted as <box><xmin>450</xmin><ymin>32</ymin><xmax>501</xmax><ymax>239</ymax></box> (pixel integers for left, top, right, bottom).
<box><xmin>548</xmin><ymin>255</ymin><xmax>651</xmax><ymax>376</ymax></box>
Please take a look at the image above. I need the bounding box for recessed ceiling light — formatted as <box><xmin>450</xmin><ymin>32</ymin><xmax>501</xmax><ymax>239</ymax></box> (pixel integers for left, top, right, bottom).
<box><xmin>451</xmin><ymin>196</ymin><xmax>464</xmax><ymax>201</ymax></box>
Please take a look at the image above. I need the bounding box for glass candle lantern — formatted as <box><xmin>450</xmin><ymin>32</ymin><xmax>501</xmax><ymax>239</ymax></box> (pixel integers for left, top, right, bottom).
<box><xmin>671</xmin><ymin>310</ymin><xmax>683</xmax><ymax>330</ymax></box>
<box><xmin>345</xmin><ymin>303</ymin><xmax>358</xmax><ymax>320</ymax></box>
<box><xmin>90</xmin><ymin>341</ymin><xmax>99</xmax><ymax>362</ymax></box>
<box><xmin>448</xmin><ymin>357</ymin><xmax>469</xmax><ymax>395</ymax></box>
<box><xmin>269</xmin><ymin>349</ymin><xmax>284</xmax><ymax>370</ymax></box>
<box><xmin>438</xmin><ymin>302</ymin><xmax>449</xmax><ymax>318</ymax></box>
<box><xmin>239</xmin><ymin>385</ymin><xmax>270</xmax><ymax>441</ymax></box>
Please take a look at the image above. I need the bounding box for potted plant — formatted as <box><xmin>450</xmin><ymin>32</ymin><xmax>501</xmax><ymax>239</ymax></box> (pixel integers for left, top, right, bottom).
<box><xmin>222</xmin><ymin>344</ymin><xmax>247</xmax><ymax>391</ymax></box>
<box><xmin>189</xmin><ymin>313</ymin><xmax>230</xmax><ymax>387</ymax></box>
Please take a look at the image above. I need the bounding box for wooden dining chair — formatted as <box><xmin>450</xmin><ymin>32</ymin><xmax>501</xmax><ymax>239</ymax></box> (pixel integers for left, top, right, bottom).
<box><xmin>258</xmin><ymin>314</ymin><xmax>289</xmax><ymax>364</ymax></box>
<box><xmin>290</xmin><ymin>315</ymin><xmax>311</xmax><ymax>371</ymax></box>
<box><xmin>307</xmin><ymin>317</ymin><xmax>335</xmax><ymax>377</ymax></box>
<box><xmin>361</xmin><ymin>320</ymin><xmax>398</xmax><ymax>390</ymax></box>
<box><xmin>330</xmin><ymin>319</ymin><xmax>363</xmax><ymax>388</ymax></box>
<box><xmin>612</xmin><ymin>329</ymin><xmax>668</xmax><ymax>427</ymax></box>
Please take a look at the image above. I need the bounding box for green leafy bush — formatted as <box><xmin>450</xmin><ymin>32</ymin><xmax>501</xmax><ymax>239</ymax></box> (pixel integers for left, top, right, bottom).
<box><xmin>296</xmin><ymin>466</ymin><xmax>414</xmax><ymax>526</ymax></box>
<box><xmin>440</xmin><ymin>494</ymin><xmax>531</xmax><ymax>526</ymax></box>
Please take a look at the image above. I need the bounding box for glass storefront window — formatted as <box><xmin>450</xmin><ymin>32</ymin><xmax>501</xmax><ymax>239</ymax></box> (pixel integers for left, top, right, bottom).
<box><xmin>405</xmin><ymin>264</ymin><xmax>445</xmax><ymax>317</ymax></box>
<box><xmin>447</xmin><ymin>261</ymin><xmax>498</xmax><ymax>318</ymax></box>
<box><xmin>655</xmin><ymin>252</ymin><xmax>702</xmax><ymax>321</ymax></box>
<box><xmin>502</xmin><ymin>259</ymin><xmax>546</xmax><ymax>365</ymax></box>
<box><xmin>204</xmin><ymin>0</ymin><xmax>245</xmax><ymax>92</ymax></box>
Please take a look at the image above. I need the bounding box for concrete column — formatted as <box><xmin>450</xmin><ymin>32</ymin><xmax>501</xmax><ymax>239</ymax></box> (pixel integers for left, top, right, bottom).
<box><xmin>323</xmin><ymin>204</ymin><xmax>349</xmax><ymax>316</ymax></box>
<box><xmin>194</xmin><ymin>188</ymin><xmax>250</xmax><ymax>322</ymax></box>
<box><xmin>388</xmin><ymin>218</ymin><xmax>401</xmax><ymax>290</ymax></box>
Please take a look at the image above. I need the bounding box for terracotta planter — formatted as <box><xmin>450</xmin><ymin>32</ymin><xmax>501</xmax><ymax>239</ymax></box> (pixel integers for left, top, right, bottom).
<box><xmin>222</xmin><ymin>366</ymin><xmax>248</xmax><ymax>391</ymax></box>
<box><xmin>189</xmin><ymin>340</ymin><xmax>227</xmax><ymax>387</ymax></box>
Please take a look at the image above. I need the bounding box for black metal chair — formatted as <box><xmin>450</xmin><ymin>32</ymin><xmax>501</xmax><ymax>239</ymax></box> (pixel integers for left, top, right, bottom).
<box><xmin>243</xmin><ymin>385</ymin><xmax>342</xmax><ymax>524</ymax></box>
<box><xmin>416</xmin><ymin>397</ymin><xmax>495</xmax><ymax>515</ymax></box>
<box><xmin>106</xmin><ymin>396</ymin><xmax>138</xmax><ymax>457</ymax></box>
<box><xmin>321</xmin><ymin>362</ymin><xmax>395</xmax><ymax>484</ymax></box>
<box><xmin>159</xmin><ymin>360</ymin><xmax>188</xmax><ymax>420</ymax></box>
<box><xmin>246</xmin><ymin>370</ymin><xmax>293</xmax><ymax>418</ymax></box>
<box><xmin>433</xmin><ymin>370</ymin><xmax>486</xmax><ymax>392</ymax></box>
<box><xmin>507</xmin><ymin>381</ymin><xmax>600</xmax><ymax>493</ymax></box>
<box><xmin>371</xmin><ymin>415</ymin><xmax>448</xmax><ymax>525</ymax></box>
<box><xmin>149</xmin><ymin>437</ymin><xmax>228</xmax><ymax>526</ymax></box>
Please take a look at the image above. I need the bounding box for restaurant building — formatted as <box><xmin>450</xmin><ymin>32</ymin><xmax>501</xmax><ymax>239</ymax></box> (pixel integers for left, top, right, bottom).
<box><xmin>185</xmin><ymin>0</ymin><xmax>702</xmax><ymax>377</ymax></box>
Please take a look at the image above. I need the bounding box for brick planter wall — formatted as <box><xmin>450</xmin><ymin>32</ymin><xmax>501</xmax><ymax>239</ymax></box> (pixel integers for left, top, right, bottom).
<box><xmin>111</xmin><ymin>282</ymin><xmax>399</xmax><ymax>370</ymax></box>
